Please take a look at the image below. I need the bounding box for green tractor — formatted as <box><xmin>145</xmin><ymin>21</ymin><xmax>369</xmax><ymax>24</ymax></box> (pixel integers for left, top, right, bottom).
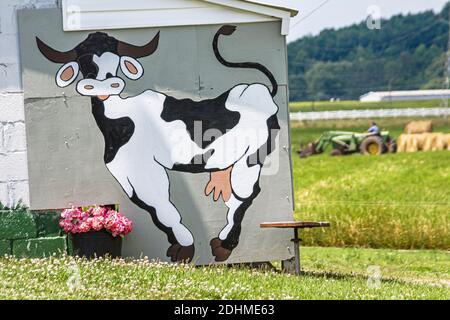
<box><xmin>298</xmin><ymin>131</ymin><xmax>397</xmax><ymax>158</ymax></box>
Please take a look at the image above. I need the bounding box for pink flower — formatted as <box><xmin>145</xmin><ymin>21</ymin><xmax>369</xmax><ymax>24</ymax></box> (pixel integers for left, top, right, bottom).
<box><xmin>91</xmin><ymin>216</ymin><xmax>104</xmax><ymax>231</ymax></box>
<box><xmin>72</xmin><ymin>225</ymin><xmax>80</xmax><ymax>234</ymax></box>
<box><xmin>79</xmin><ymin>221</ymin><xmax>91</xmax><ymax>233</ymax></box>
<box><xmin>60</xmin><ymin>205</ymin><xmax>133</xmax><ymax>237</ymax></box>
<box><xmin>92</xmin><ymin>206</ymin><xmax>107</xmax><ymax>217</ymax></box>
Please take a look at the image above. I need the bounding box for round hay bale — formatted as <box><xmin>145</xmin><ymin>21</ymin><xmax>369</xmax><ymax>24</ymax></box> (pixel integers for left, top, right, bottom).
<box><xmin>422</xmin><ymin>133</ymin><xmax>434</xmax><ymax>152</ymax></box>
<box><xmin>397</xmin><ymin>134</ymin><xmax>411</xmax><ymax>152</ymax></box>
<box><xmin>406</xmin><ymin>134</ymin><xmax>419</xmax><ymax>152</ymax></box>
<box><xmin>432</xmin><ymin>133</ymin><xmax>445</xmax><ymax>151</ymax></box>
<box><xmin>443</xmin><ymin>134</ymin><xmax>450</xmax><ymax>150</ymax></box>
<box><xmin>404</xmin><ymin>120</ymin><xmax>433</xmax><ymax>134</ymax></box>
<box><xmin>416</xmin><ymin>133</ymin><xmax>429</xmax><ymax>151</ymax></box>
<box><xmin>423</xmin><ymin>133</ymin><xmax>446</xmax><ymax>151</ymax></box>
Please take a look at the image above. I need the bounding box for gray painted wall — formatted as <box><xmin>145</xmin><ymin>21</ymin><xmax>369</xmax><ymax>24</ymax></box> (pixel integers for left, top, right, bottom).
<box><xmin>19</xmin><ymin>8</ymin><xmax>294</xmax><ymax>264</ymax></box>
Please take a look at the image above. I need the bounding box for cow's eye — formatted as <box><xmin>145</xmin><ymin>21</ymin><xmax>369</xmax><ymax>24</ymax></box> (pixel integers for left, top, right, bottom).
<box><xmin>106</xmin><ymin>73</ymin><xmax>114</xmax><ymax>79</ymax></box>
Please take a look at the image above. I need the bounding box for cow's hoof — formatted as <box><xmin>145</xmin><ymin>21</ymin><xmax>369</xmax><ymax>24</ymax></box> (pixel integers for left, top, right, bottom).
<box><xmin>210</xmin><ymin>238</ymin><xmax>232</xmax><ymax>262</ymax></box>
<box><xmin>166</xmin><ymin>243</ymin><xmax>195</xmax><ymax>263</ymax></box>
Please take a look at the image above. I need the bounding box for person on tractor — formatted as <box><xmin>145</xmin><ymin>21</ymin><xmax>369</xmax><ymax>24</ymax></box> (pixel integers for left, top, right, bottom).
<box><xmin>368</xmin><ymin>121</ymin><xmax>380</xmax><ymax>134</ymax></box>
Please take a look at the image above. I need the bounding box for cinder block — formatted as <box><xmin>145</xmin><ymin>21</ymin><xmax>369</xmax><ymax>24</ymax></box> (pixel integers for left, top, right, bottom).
<box><xmin>0</xmin><ymin>240</ymin><xmax>11</xmax><ymax>256</ymax></box>
<box><xmin>8</xmin><ymin>181</ymin><xmax>29</xmax><ymax>207</ymax></box>
<box><xmin>0</xmin><ymin>209</ymin><xmax>36</xmax><ymax>240</ymax></box>
<box><xmin>0</xmin><ymin>2</ymin><xmax>17</xmax><ymax>36</ymax></box>
<box><xmin>0</xmin><ymin>124</ymin><xmax>4</xmax><ymax>153</ymax></box>
<box><xmin>0</xmin><ymin>152</ymin><xmax>28</xmax><ymax>181</ymax></box>
<box><xmin>0</xmin><ymin>0</ymin><xmax>57</xmax><ymax>36</ymax></box>
<box><xmin>4</xmin><ymin>122</ymin><xmax>27</xmax><ymax>152</ymax></box>
<box><xmin>0</xmin><ymin>35</ymin><xmax>19</xmax><ymax>64</ymax></box>
<box><xmin>35</xmin><ymin>210</ymin><xmax>61</xmax><ymax>237</ymax></box>
<box><xmin>0</xmin><ymin>94</ymin><xmax>25</xmax><ymax>122</ymax></box>
<box><xmin>0</xmin><ymin>63</ymin><xmax>22</xmax><ymax>93</ymax></box>
<box><xmin>13</xmin><ymin>236</ymin><xmax>66</xmax><ymax>258</ymax></box>
<box><xmin>29</xmin><ymin>0</ymin><xmax>59</xmax><ymax>10</ymax></box>
<box><xmin>0</xmin><ymin>183</ymin><xmax>9</xmax><ymax>207</ymax></box>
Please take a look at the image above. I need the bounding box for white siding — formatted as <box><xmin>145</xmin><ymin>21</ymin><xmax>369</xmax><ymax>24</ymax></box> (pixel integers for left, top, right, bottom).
<box><xmin>62</xmin><ymin>0</ymin><xmax>291</xmax><ymax>34</ymax></box>
<box><xmin>243</xmin><ymin>0</ymin><xmax>299</xmax><ymax>14</ymax></box>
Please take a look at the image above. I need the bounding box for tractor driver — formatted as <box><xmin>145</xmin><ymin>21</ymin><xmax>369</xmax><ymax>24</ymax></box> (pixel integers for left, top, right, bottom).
<box><xmin>368</xmin><ymin>121</ymin><xmax>380</xmax><ymax>135</ymax></box>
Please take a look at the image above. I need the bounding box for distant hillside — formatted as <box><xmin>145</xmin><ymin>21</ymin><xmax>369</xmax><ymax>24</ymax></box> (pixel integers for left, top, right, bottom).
<box><xmin>288</xmin><ymin>3</ymin><xmax>450</xmax><ymax>101</ymax></box>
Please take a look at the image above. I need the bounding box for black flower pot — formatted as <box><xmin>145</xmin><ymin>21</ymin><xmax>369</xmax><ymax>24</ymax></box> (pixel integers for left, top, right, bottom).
<box><xmin>71</xmin><ymin>229</ymin><xmax>122</xmax><ymax>259</ymax></box>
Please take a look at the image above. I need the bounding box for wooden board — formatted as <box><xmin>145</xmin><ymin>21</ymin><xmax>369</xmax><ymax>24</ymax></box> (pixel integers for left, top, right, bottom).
<box><xmin>260</xmin><ymin>221</ymin><xmax>331</xmax><ymax>228</ymax></box>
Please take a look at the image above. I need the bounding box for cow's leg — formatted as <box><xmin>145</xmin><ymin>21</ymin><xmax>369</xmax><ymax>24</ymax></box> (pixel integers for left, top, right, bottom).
<box><xmin>127</xmin><ymin>163</ymin><xmax>195</xmax><ymax>263</ymax></box>
<box><xmin>210</xmin><ymin>157</ymin><xmax>262</xmax><ymax>262</ymax></box>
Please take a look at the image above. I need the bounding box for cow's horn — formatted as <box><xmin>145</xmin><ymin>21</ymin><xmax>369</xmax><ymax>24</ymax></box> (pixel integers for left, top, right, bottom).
<box><xmin>36</xmin><ymin>37</ymin><xmax>77</xmax><ymax>63</ymax></box>
<box><xmin>117</xmin><ymin>32</ymin><xmax>160</xmax><ymax>58</ymax></box>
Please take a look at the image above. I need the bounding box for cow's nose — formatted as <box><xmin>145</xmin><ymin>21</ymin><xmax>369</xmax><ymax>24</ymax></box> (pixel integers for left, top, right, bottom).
<box><xmin>111</xmin><ymin>83</ymin><xmax>120</xmax><ymax>88</ymax></box>
<box><xmin>84</xmin><ymin>85</ymin><xmax>94</xmax><ymax>90</ymax></box>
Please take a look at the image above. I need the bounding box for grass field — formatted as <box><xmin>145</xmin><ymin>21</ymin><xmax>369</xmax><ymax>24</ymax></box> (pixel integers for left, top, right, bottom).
<box><xmin>0</xmin><ymin>247</ymin><xmax>448</xmax><ymax>300</ymax></box>
<box><xmin>289</xmin><ymin>99</ymin><xmax>447</xmax><ymax>112</ymax></box>
<box><xmin>301</xmin><ymin>247</ymin><xmax>449</xmax><ymax>287</ymax></box>
<box><xmin>290</xmin><ymin>117</ymin><xmax>450</xmax><ymax>249</ymax></box>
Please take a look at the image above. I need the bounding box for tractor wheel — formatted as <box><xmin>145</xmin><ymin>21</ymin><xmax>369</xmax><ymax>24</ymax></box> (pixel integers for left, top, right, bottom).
<box><xmin>330</xmin><ymin>149</ymin><xmax>343</xmax><ymax>156</ymax></box>
<box><xmin>386</xmin><ymin>137</ymin><xmax>397</xmax><ymax>153</ymax></box>
<box><xmin>360</xmin><ymin>136</ymin><xmax>384</xmax><ymax>155</ymax></box>
<box><xmin>298</xmin><ymin>143</ymin><xmax>316</xmax><ymax>158</ymax></box>
<box><xmin>388</xmin><ymin>140</ymin><xmax>397</xmax><ymax>153</ymax></box>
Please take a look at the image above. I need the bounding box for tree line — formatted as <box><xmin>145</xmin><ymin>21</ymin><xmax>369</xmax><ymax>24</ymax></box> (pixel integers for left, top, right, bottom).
<box><xmin>288</xmin><ymin>3</ymin><xmax>449</xmax><ymax>101</ymax></box>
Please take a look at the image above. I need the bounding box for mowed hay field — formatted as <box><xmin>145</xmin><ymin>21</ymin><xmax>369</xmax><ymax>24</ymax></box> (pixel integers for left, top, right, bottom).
<box><xmin>290</xmin><ymin>117</ymin><xmax>450</xmax><ymax>249</ymax></box>
<box><xmin>289</xmin><ymin>99</ymin><xmax>445</xmax><ymax>113</ymax></box>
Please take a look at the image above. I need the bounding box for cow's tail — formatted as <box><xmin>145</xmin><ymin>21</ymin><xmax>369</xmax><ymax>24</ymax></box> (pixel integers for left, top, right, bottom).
<box><xmin>213</xmin><ymin>25</ymin><xmax>278</xmax><ymax>98</ymax></box>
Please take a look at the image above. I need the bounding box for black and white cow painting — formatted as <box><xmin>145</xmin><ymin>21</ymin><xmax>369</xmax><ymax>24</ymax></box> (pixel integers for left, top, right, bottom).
<box><xmin>36</xmin><ymin>25</ymin><xmax>280</xmax><ymax>263</ymax></box>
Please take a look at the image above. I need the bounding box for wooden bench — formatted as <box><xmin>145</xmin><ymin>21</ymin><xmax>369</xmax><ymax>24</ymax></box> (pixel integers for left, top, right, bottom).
<box><xmin>260</xmin><ymin>221</ymin><xmax>330</xmax><ymax>275</ymax></box>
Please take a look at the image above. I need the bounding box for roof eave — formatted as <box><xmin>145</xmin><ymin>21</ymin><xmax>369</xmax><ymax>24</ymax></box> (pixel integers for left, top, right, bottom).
<box><xmin>204</xmin><ymin>0</ymin><xmax>297</xmax><ymax>34</ymax></box>
<box><xmin>242</xmin><ymin>0</ymin><xmax>299</xmax><ymax>17</ymax></box>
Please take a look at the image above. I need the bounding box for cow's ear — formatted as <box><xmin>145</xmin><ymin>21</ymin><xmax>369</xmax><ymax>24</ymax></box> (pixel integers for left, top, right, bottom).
<box><xmin>120</xmin><ymin>56</ymin><xmax>143</xmax><ymax>80</ymax></box>
<box><xmin>56</xmin><ymin>61</ymin><xmax>79</xmax><ymax>87</ymax></box>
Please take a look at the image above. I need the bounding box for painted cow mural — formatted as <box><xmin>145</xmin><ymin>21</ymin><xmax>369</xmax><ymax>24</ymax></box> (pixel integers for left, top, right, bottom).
<box><xmin>36</xmin><ymin>25</ymin><xmax>280</xmax><ymax>262</ymax></box>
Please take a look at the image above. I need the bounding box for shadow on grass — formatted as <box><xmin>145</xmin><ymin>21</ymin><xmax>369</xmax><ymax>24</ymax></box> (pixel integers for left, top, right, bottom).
<box><xmin>301</xmin><ymin>270</ymin><xmax>374</xmax><ymax>281</ymax></box>
<box><xmin>195</xmin><ymin>261</ymin><xmax>445</xmax><ymax>287</ymax></box>
<box><xmin>297</xmin><ymin>269</ymin><xmax>437</xmax><ymax>287</ymax></box>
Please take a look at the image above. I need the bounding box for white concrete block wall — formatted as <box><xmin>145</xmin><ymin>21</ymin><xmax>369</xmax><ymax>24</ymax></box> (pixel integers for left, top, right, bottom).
<box><xmin>0</xmin><ymin>0</ymin><xmax>59</xmax><ymax>207</ymax></box>
<box><xmin>0</xmin><ymin>93</ymin><xmax>29</xmax><ymax>207</ymax></box>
